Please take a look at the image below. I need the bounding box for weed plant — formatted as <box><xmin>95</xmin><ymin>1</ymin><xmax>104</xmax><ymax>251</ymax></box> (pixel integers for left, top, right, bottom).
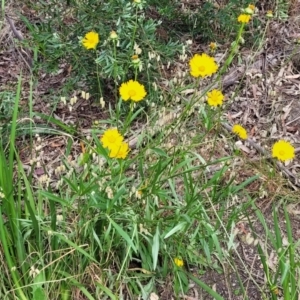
<box><xmin>0</xmin><ymin>1</ymin><xmax>299</xmax><ymax>300</ymax></box>
<box><xmin>154</xmin><ymin>0</ymin><xmax>256</xmax><ymax>41</ymax></box>
<box><xmin>22</xmin><ymin>0</ymin><xmax>181</xmax><ymax>97</ymax></box>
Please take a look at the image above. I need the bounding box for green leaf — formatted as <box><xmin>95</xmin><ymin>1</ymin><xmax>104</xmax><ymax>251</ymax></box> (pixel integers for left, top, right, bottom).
<box><xmin>96</xmin><ymin>283</ymin><xmax>118</xmax><ymax>300</ymax></box>
<box><xmin>188</xmin><ymin>273</ymin><xmax>224</xmax><ymax>300</ymax></box>
<box><xmin>35</xmin><ymin>112</ymin><xmax>77</xmax><ymax>135</ymax></box>
<box><xmin>152</xmin><ymin>226</ymin><xmax>160</xmax><ymax>270</ymax></box>
<box><xmin>32</xmin><ymin>287</ymin><xmax>46</xmax><ymax>300</ymax></box>
<box><xmin>231</xmin><ymin>175</ymin><xmax>260</xmax><ymax>193</ymax></box>
<box><xmin>56</xmin><ymin>234</ymin><xmax>97</xmax><ymax>263</ymax></box>
<box><xmin>164</xmin><ymin>222</ymin><xmax>186</xmax><ymax>239</ymax></box>
<box><xmin>151</xmin><ymin>148</ymin><xmax>169</xmax><ymax>157</ymax></box>
<box><xmin>39</xmin><ymin>191</ymin><xmax>70</xmax><ymax>207</ymax></box>
<box><xmin>106</xmin><ymin>216</ymin><xmax>137</xmax><ymax>253</ymax></box>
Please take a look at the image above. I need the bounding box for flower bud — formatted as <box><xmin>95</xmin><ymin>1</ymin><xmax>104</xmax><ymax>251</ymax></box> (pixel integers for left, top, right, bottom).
<box><xmin>109</xmin><ymin>30</ymin><xmax>118</xmax><ymax>40</ymax></box>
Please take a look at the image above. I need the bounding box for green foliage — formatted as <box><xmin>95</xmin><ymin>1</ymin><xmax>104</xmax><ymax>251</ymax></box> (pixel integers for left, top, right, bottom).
<box><xmin>0</xmin><ymin>90</ymin><xmax>16</xmax><ymax>122</ymax></box>
<box><xmin>254</xmin><ymin>204</ymin><xmax>299</xmax><ymax>299</ymax></box>
<box><xmin>23</xmin><ymin>0</ymin><xmax>182</xmax><ymax>97</ymax></box>
<box><xmin>148</xmin><ymin>0</ymin><xmax>256</xmax><ymax>42</ymax></box>
<box><xmin>21</xmin><ymin>0</ymin><xmax>261</xmax><ymax>97</ymax></box>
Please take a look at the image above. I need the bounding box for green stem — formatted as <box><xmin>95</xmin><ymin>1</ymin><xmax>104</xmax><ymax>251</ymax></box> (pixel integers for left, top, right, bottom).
<box><xmin>122</xmin><ymin>101</ymin><xmax>134</xmax><ymax>135</ymax></box>
<box><xmin>113</xmin><ymin>40</ymin><xmax>117</xmax><ymax>81</ymax></box>
<box><xmin>95</xmin><ymin>50</ymin><xmax>103</xmax><ymax>98</ymax></box>
<box><xmin>218</xmin><ymin>24</ymin><xmax>244</xmax><ymax>78</ymax></box>
<box><xmin>134</xmin><ymin>67</ymin><xmax>138</xmax><ymax>81</ymax></box>
<box><xmin>131</xmin><ymin>7</ymin><xmax>138</xmax><ymax>53</ymax></box>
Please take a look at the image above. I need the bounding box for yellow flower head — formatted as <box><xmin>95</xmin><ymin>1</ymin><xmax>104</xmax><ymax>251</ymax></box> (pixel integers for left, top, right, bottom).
<box><xmin>189</xmin><ymin>53</ymin><xmax>218</xmax><ymax>78</ymax></box>
<box><xmin>272</xmin><ymin>140</ymin><xmax>295</xmax><ymax>162</ymax></box>
<box><xmin>248</xmin><ymin>4</ymin><xmax>255</xmax><ymax>11</ymax></box>
<box><xmin>207</xmin><ymin>89</ymin><xmax>224</xmax><ymax>107</ymax></box>
<box><xmin>131</xmin><ymin>55</ymin><xmax>141</xmax><ymax>65</ymax></box>
<box><xmin>109</xmin><ymin>142</ymin><xmax>130</xmax><ymax>159</ymax></box>
<box><xmin>101</xmin><ymin>128</ymin><xmax>123</xmax><ymax>150</ymax></box>
<box><xmin>266</xmin><ymin>10</ymin><xmax>273</xmax><ymax>18</ymax></box>
<box><xmin>238</xmin><ymin>14</ymin><xmax>251</xmax><ymax>24</ymax></box>
<box><xmin>174</xmin><ymin>257</ymin><xmax>184</xmax><ymax>267</ymax></box>
<box><xmin>245</xmin><ymin>4</ymin><xmax>255</xmax><ymax>14</ymax></box>
<box><xmin>232</xmin><ymin>124</ymin><xmax>248</xmax><ymax>140</ymax></box>
<box><xmin>119</xmin><ymin>80</ymin><xmax>147</xmax><ymax>102</ymax></box>
<box><xmin>82</xmin><ymin>31</ymin><xmax>99</xmax><ymax>50</ymax></box>
<box><xmin>209</xmin><ymin>42</ymin><xmax>217</xmax><ymax>51</ymax></box>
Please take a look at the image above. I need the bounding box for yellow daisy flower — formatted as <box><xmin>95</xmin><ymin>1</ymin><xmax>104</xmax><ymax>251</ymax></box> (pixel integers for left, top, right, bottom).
<box><xmin>272</xmin><ymin>140</ymin><xmax>295</xmax><ymax>162</ymax></box>
<box><xmin>101</xmin><ymin>128</ymin><xmax>123</xmax><ymax>150</ymax></box>
<box><xmin>232</xmin><ymin>124</ymin><xmax>248</xmax><ymax>140</ymax></box>
<box><xmin>189</xmin><ymin>53</ymin><xmax>218</xmax><ymax>78</ymax></box>
<box><xmin>266</xmin><ymin>10</ymin><xmax>273</xmax><ymax>18</ymax></box>
<box><xmin>82</xmin><ymin>31</ymin><xmax>99</xmax><ymax>50</ymax></box>
<box><xmin>245</xmin><ymin>4</ymin><xmax>255</xmax><ymax>14</ymax></box>
<box><xmin>174</xmin><ymin>257</ymin><xmax>184</xmax><ymax>267</ymax></box>
<box><xmin>209</xmin><ymin>42</ymin><xmax>217</xmax><ymax>51</ymax></box>
<box><xmin>238</xmin><ymin>14</ymin><xmax>251</xmax><ymax>24</ymax></box>
<box><xmin>248</xmin><ymin>4</ymin><xmax>255</xmax><ymax>11</ymax></box>
<box><xmin>109</xmin><ymin>142</ymin><xmax>130</xmax><ymax>159</ymax></box>
<box><xmin>207</xmin><ymin>89</ymin><xmax>224</xmax><ymax>107</ymax></box>
<box><xmin>119</xmin><ymin>80</ymin><xmax>147</xmax><ymax>102</ymax></box>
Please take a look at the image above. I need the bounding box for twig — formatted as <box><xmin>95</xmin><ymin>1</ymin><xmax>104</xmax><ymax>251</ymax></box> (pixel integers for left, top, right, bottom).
<box><xmin>5</xmin><ymin>14</ymin><xmax>33</xmax><ymax>68</ymax></box>
<box><xmin>5</xmin><ymin>15</ymin><xmax>24</xmax><ymax>41</ymax></box>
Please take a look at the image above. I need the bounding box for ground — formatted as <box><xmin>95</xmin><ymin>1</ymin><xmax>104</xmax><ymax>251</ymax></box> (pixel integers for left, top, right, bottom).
<box><xmin>1</xmin><ymin>0</ymin><xmax>300</xmax><ymax>299</ymax></box>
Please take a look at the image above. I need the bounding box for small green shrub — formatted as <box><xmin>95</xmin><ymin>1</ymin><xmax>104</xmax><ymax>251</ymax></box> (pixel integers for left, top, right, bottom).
<box><xmin>0</xmin><ymin>91</ymin><xmax>16</xmax><ymax>121</ymax></box>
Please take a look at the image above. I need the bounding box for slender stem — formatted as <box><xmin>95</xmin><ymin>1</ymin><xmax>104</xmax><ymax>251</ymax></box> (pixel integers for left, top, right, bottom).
<box><xmin>218</xmin><ymin>24</ymin><xmax>244</xmax><ymax>79</ymax></box>
<box><xmin>122</xmin><ymin>101</ymin><xmax>134</xmax><ymax>135</ymax></box>
<box><xmin>131</xmin><ymin>7</ymin><xmax>138</xmax><ymax>53</ymax></box>
<box><xmin>95</xmin><ymin>50</ymin><xmax>103</xmax><ymax>98</ymax></box>
<box><xmin>134</xmin><ymin>67</ymin><xmax>138</xmax><ymax>81</ymax></box>
<box><xmin>112</xmin><ymin>39</ymin><xmax>117</xmax><ymax>81</ymax></box>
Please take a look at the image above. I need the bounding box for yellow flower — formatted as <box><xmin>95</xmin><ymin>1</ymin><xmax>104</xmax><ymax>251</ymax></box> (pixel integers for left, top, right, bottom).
<box><xmin>272</xmin><ymin>140</ymin><xmax>295</xmax><ymax>162</ymax></box>
<box><xmin>189</xmin><ymin>53</ymin><xmax>218</xmax><ymax>78</ymax></box>
<box><xmin>245</xmin><ymin>4</ymin><xmax>255</xmax><ymax>14</ymax></box>
<box><xmin>238</xmin><ymin>14</ymin><xmax>251</xmax><ymax>24</ymax></box>
<box><xmin>119</xmin><ymin>80</ymin><xmax>147</xmax><ymax>102</ymax></box>
<box><xmin>248</xmin><ymin>4</ymin><xmax>255</xmax><ymax>10</ymax></box>
<box><xmin>174</xmin><ymin>257</ymin><xmax>184</xmax><ymax>267</ymax></box>
<box><xmin>109</xmin><ymin>142</ymin><xmax>130</xmax><ymax>159</ymax></box>
<box><xmin>101</xmin><ymin>128</ymin><xmax>123</xmax><ymax>150</ymax></box>
<box><xmin>207</xmin><ymin>89</ymin><xmax>224</xmax><ymax>107</ymax></box>
<box><xmin>136</xmin><ymin>190</ymin><xmax>143</xmax><ymax>199</ymax></box>
<box><xmin>232</xmin><ymin>124</ymin><xmax>248</xmax><ymax>140</ymax></box>
<box><xmin>266</xmin><ymin>10</ymin><xmax>273</xmax><ymax>18</ymax></box>
<box><xmin>209</xmin><ymin>42</ymin><xmax>217</xmax><ymax>51</ymax></box>
<box><xmin>131</xmin><ymin>54</ymin><xmax>140</xmax><ymax>62</ymax></box>
<box><xmin>82</xmin><ymin>31</ymin><xmax>99</xmax><ymax>50</ymax></box>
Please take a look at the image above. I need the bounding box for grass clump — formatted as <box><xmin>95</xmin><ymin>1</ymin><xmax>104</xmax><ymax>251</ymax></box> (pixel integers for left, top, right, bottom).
<box><xmin>0</xmin><ymin>1</ymin><xmax>299</xmax><ymax>299</ymax></box>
